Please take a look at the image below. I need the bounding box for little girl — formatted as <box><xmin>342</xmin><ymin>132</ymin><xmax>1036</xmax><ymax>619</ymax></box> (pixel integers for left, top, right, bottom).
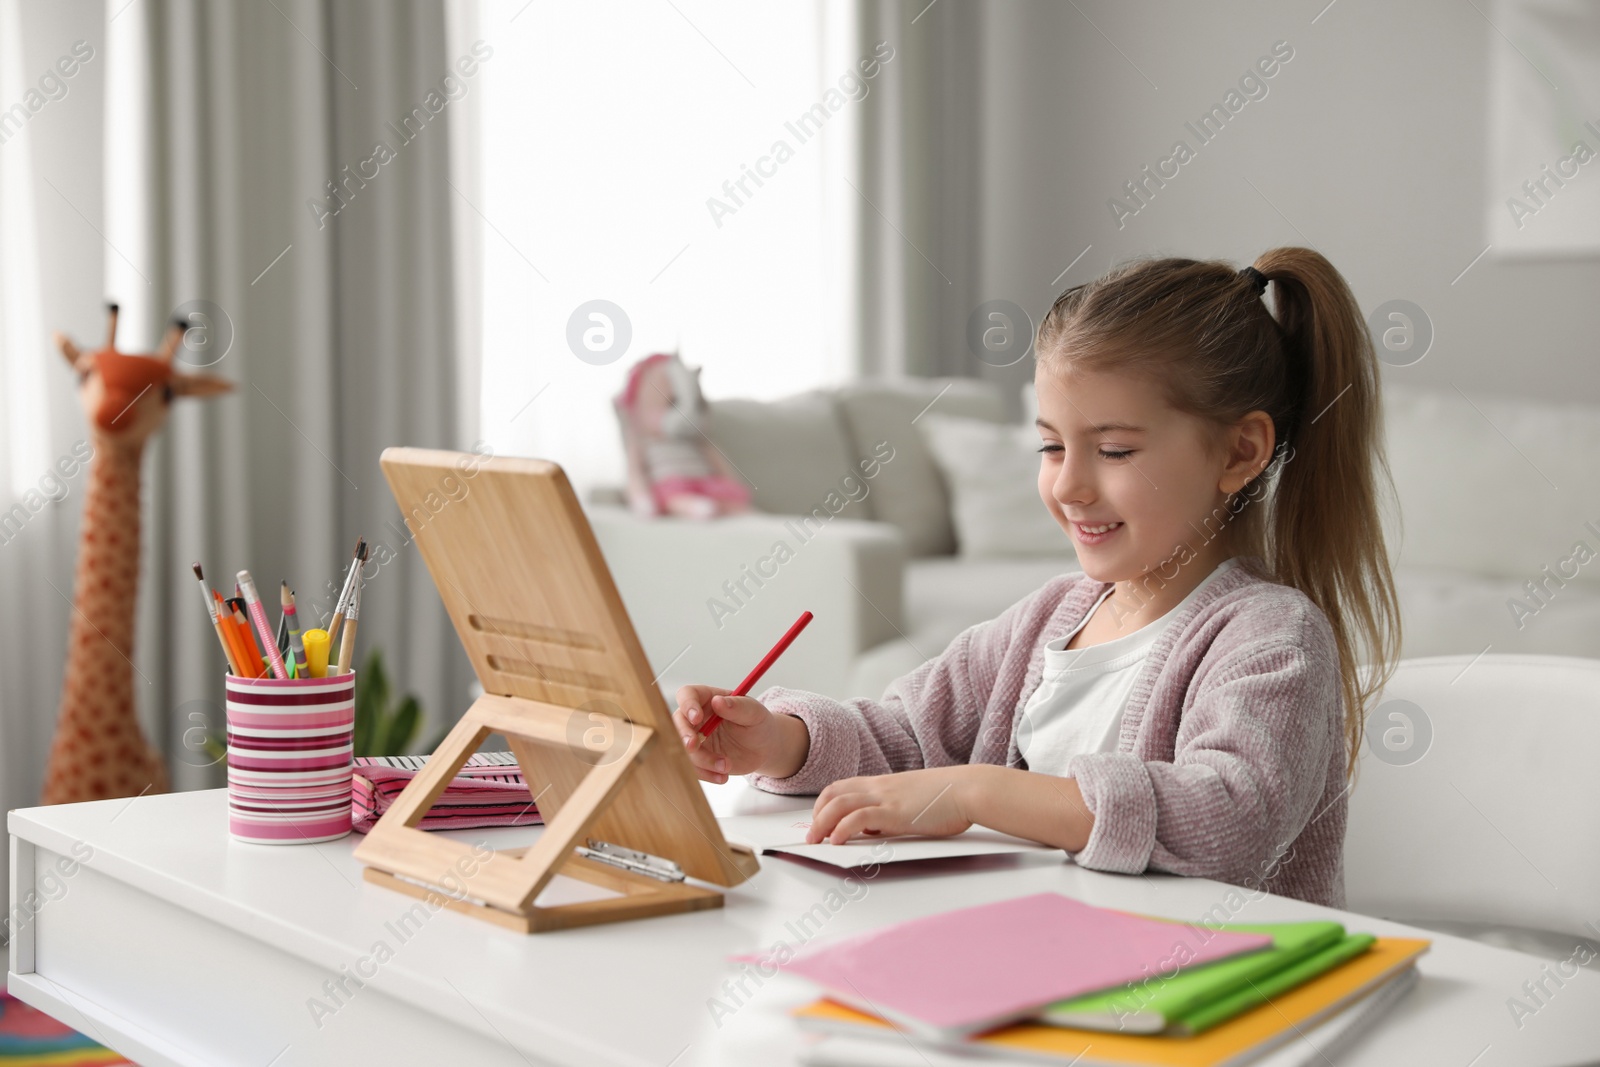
<box><xmin>673</xmin><ymin>247</ymin><xmax>1400</xmax><ymax>908</ymax></box>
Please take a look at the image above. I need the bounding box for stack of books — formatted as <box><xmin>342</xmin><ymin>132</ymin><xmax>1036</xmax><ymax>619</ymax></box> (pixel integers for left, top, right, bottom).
<box><xmin>728</xmin><ymin>892</ymin><xmax>1426</xmax><ymax>1067</ymax></box>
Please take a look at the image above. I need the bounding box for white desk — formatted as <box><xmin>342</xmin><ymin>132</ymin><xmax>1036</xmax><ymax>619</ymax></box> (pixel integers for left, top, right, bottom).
<box><xmin>9</xmin><ymin>784</ymin><xmax>1600</xmax><ymax>1066</ymax></box>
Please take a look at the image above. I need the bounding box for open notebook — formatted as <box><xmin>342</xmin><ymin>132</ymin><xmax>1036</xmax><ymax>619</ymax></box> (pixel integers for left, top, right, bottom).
<box><xmin>719</xmin><ymin>808</ymin><xmax>1060</xmax><ymax>869</ymax></box>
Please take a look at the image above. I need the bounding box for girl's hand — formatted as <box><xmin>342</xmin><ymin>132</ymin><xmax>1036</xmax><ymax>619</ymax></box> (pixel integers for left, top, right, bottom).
<box><xmin>672</xmin><ymin>685</ymin><xmax>801</xmax><ymax>784</ymax></box>
<box><xmin>805</xmin><ymin>767</ymin><xmax>977</xmax><ymax>844</ymax></box>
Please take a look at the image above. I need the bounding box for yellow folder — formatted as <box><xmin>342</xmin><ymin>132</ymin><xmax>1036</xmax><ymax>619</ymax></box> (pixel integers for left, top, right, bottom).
<box><xmin>793</xmin><ymin>936</ymin><xmax>1429</xmax><ymax>1067</ymax></box>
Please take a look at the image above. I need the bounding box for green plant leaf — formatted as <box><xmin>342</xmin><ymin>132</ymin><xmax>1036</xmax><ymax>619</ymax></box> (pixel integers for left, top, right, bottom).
<box><xmin>204</xmin><ymin>731</ymin><xmax>228</xmax><ymax>762</ymax></box>
<box><xmin>382</xmin><ymin>696</ymin><xmax>421</xmax><ymax>755</ymax></box>
<box><xmin>352</xmin><ymin>649</ymin><xmax>390</xmax><ymax>757</ymax></box>
<box><xmin>352</xmin><ymin>695</ymin><xmax>373</xmax><ymax>757</ymax></box>
<box><xmin>343</xmin><ymin>646</ymin><xmax>436</xmax><ymax>758</ymax></box>
<box><xmin>358</xmin><ymin>648</ymin><xmax>390</xmax><ymax>714</ymax></box>
<box><xmin>421</xmin><ymin>722</ymin><xmax>454</xmax><ymax>754</ymax></box>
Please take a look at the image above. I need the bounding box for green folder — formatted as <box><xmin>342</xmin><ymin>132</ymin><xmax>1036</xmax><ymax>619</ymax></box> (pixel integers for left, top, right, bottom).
<box><xmin>1181</xmin><ymin>933</ymin><xmax>1376</xmax><ymax>1033</ymax></box>
<box><xmin>1039</xmin><ymin>921</ymin><xmax>1364</xmax><ymax>1035</ymax></box>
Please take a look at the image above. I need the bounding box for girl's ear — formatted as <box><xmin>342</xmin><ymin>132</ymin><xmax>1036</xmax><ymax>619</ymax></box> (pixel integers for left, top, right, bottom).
<box><xmin>1219</xmin><ymin>409</ymin><xmax>1276</xmax><ymax>493</ymax></box>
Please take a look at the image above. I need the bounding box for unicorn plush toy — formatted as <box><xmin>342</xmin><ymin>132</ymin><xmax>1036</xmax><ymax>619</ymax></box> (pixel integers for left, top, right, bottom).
<box><xmin>613</xmin><ymin>353</ymin><xmax>751</xmax><ymax>519</ymax></box>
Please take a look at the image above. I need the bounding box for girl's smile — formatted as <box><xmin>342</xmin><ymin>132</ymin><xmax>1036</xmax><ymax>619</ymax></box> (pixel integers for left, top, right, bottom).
<box><xmin>1070</xmin><ymin>520</ymin><xmax>1125</xmax><ymax>546</ymax></box>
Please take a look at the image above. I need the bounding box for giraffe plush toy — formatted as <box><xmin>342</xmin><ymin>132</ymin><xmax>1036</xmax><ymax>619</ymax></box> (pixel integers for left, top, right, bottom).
<box><xmin>41</xmin><ymin>304</ymin><xmax>232</xmax><ymax>805</ymax></box>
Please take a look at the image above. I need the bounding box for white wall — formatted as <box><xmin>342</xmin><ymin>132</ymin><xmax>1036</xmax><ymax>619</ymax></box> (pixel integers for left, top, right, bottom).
<box><xmin>968</xmin><ymin>0</ymin><xmax>1600</xmax><ymax>405</ymax></box>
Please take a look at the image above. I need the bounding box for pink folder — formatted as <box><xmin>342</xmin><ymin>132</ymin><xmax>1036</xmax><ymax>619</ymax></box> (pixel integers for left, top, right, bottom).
<box><xmin>349</xmin><ymin>752</ymin><xmax>542</xmax><ymax>833</ymax></box>
<box><xmin>731</xmin><ymin>891</ymin><xmax>1273</xmax><ymax>1039</ymax></box>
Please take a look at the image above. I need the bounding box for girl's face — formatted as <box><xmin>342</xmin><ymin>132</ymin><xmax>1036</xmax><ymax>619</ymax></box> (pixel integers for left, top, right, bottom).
<box><xmin>1034</xmin><ymin>364</ymin><xmax>1254</xmax><ymax>585</ymax></box>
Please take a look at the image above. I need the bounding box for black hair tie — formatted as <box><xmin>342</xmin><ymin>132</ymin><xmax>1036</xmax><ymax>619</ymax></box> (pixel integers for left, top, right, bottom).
<box><xmin>1240</xmin><ymin>265</ymin><xmax>1268</xmax><ymax>294</ymax></box>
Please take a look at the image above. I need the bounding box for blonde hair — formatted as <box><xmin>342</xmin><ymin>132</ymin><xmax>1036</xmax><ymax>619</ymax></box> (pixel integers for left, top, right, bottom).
<box><xmin>1035</xmin><ymin>247</ymin><xmax>1402</xmax><ymax>778</ymax></box>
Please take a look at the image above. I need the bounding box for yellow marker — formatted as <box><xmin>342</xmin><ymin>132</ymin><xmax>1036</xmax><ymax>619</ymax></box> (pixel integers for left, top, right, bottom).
<box><xmin>302</xmin><ymin>628</ymin><xmax>331</xmax><ymax>678</ymax></box>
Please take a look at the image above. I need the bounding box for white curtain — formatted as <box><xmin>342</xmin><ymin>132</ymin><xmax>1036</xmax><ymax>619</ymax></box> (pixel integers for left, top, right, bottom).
<box><xmin>844</xmin><ymin>0</ymin><xmax>990</xmax><ymax>388</ymax></box>
<box><xmin>0</xmin><ymin>0</ymin><xmax>109</xmax><ymax>939</ymax></box>
<box><xmin>115</xmin><ymin>0</ymin><xmax>476</xmax><ymax>787</ymax></box>
<box><xmin>1</xmin><ymin>0</ymin><xmax>475</xmax><ymax>919</ymax></box>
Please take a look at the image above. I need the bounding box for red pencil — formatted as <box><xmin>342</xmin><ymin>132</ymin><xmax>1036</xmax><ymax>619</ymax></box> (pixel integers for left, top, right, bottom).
<box><xmin>697</xmin><ymin>610</ymin><xmax>813</xmax><ymax>737</ymax></box>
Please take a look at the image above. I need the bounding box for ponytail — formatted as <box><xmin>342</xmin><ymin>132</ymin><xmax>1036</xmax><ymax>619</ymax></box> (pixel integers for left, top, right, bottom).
<box><xmin>1253</xmin><ymin>248</ymin><xmax>1403</xmax><ymax>778</ymax></box>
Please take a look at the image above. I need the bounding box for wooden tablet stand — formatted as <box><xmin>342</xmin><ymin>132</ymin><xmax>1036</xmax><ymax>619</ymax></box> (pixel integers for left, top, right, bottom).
<box><xmin>352</xmin><ymin>448</ymin><xmax>760</xmax><ymax>933</ymax></box>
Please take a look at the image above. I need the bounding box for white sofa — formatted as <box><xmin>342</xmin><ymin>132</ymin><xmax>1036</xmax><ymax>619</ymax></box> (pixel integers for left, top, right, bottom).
<box><xmin>584</xmin><ymin>377</ymin><xmax>1600</xmax><ymax>704</ymax></box>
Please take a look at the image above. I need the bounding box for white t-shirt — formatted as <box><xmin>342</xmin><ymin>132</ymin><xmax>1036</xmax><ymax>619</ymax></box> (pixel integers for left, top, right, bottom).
<box><xmin>1018</xmin><ymin>558</ymin><xmax>1241</xmax><ymax>776</ymax></box>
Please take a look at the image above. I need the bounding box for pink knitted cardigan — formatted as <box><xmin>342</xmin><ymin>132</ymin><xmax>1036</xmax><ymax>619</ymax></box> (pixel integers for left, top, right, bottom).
<box><xmin>748</xmin><ymin>556</ymin><xmax>1349</xmax><ymax>907</ymax></box>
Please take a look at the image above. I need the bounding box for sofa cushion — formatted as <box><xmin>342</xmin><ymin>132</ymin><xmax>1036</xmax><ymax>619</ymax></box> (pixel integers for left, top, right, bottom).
<box><xmin>919</xmin><ymin>412</ymin><xmax>1079</xmax><ymax>558</ymax></box>
<box><xmin>906</xmin><ymin>555</ymin><xmax>1085</xmax><ymax>645</ymax></box>
<box><xmin>834</xmin><ymin>378</ymin><xmax>1009</xmax><ymax>557</ymax></box>
<box><xmin>1383</xmin><ymin>382</ymin><xmax>1600</xmax><ymax>586</ymax></box>
<box><xmin>1392</xmin><ymin>563</ymin><xmax>1600</xmax><ymax>661</ymax></box>
<box><xmin>846</xmin><ymin>556</ymin><xmax>1084</xmax><ymax>699</ymax></box>
<box><xmin>706</xmin><ymin>390</ymin><xmax>873</xmax><ymax>522</ymax></box>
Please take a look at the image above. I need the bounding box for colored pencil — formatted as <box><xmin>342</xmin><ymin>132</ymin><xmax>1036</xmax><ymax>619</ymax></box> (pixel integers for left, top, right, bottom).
<box><xmin>228</xmin><ymin>599</ymin><xmax>258</xmax><ymax>676</ymax></box>
<box><xmin>193</xmin><ymin>563</ymin><xmax>242</xmax><ymax>675</ymax></box>
<box><xmin>238</xmin><ymin>570</ymin><xmax>289</xmax><ymax>680</ymax></box>
<box><xmin>194</xmin><ymin>538</ymin><xmax>377</xmax><ymax>683</ymax></box>
<box><xmin>697</xmin><ymin>610</ymin><xmax>814</xmax><ymax>737</ymax></box>
<box><xmin>227</xmin><ymin>597</ymin><xmax>263</xmax><ymax>678</ymax></box>
<box><xmin>275</xmin><ymin>605</ymin><xmax>290</xmax><ymax>660</ymax></box>
<box><xmin>213</xmin><ymin>589</ymin><xmax>249</xmax><ymax>676</ymax></box>
<box><xmin>281</xmin><ymin>582</ymin><xmax>309</xmax><ymax>680</ymax></box>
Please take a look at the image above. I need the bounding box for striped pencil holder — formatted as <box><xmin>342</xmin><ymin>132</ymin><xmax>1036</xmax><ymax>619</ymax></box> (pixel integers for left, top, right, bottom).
<box><xmin>224</xmin><ymin>671</ymin><xmax>356</xmax><ymax>844</ymax></box>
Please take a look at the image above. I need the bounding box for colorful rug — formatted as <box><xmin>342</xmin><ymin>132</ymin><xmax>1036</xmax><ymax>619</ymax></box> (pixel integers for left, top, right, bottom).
<box><xmin>0</xmin><ymin>991</ymin><xmax>130</xmax><ymax>1066</ymax></box>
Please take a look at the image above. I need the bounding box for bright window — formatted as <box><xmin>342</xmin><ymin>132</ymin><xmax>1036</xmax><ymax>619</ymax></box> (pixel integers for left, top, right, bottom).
<box><xmin>466</xmin><ymin>2</ymin><xmax>841</xmax><ymax>500</ymax></box>
<box><xmin>0</xmin><ymin>0</ymin><xmax>47</xmax><ymax>500</ymax></box>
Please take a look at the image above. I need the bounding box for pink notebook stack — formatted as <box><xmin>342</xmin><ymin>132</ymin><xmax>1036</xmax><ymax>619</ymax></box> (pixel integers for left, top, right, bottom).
<box><xmin>732</xmin><ymin>892</ymin><xmax>1273</xmax><ymax>1041</ymax></box>
<box><xmin>351</xmin><ymin>751</ymin><xmax>543</xmax><ymax>833</ymax></box>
